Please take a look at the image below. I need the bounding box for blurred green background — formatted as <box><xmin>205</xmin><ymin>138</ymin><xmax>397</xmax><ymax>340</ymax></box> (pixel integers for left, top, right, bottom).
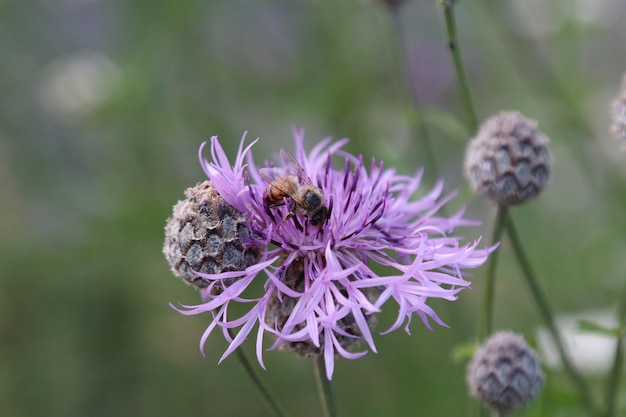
<box><xmin>2</xmin><ymin>0</ymin><xmax>626</xmax><ymax>416</ymax></box>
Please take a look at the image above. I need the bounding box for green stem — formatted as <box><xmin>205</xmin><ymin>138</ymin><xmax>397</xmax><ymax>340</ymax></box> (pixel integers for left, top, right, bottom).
<box><xmin>480</xmin><ymin>205</ymin><xmax>509</xmax><ymax>340</ymax></box>
<box><xmin>314</xmin><ymin>355</ymin><xmax>337</xmax><ymax>417</ymax></box>
<box><xmin>473</xmin><ymin>206</ymin><xmax>508</xmax><ymax>417</ymax></box>
<box><xmin>602</xmin><ymin>336</ymin><xmax>624</xmax><ymax>417</ymax></box>
<box><xmin>440</xmin><ymin>0</ymin><xmax>479</xmax><ymax>134</ymax></box>
<box><xmin>230</xmin><ymin>330</ymin><xmax>289</xmax><ymax>417</ymax></box>
<box><xmin>389</xmin><ymin>5</ymin><xmax>440</xmax><ymax>182</ymax></box>
<box><xmin>602</xmin><ymin>283</ymin><xmax>626</xmax><ymax>417</ymax></box>
<box><xmin>505</xmin><ymin>216</ymin><xmax>597</xmax><ymax>414</ymax></box>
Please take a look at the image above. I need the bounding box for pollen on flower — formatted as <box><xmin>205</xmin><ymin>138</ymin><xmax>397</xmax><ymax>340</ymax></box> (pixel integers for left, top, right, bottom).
<box><xmin>165</xmin><ymin>129</ymin><xmax>495</xmax><ymax>379</ymax></box>
<box><xmin>163</xmin><ymin>181</ymin><xmax>260</xmax><ymax>291</ymax></box>
<box><xmin>464</xmin><ymin>111</ymin><xmax>552</xmax><ymax>206</ymax></box>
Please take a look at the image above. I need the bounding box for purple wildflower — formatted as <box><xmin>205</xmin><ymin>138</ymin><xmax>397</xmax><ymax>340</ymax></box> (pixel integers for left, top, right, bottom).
<box><xmin>172</xmin><ymin>127</ymin><xmax>494</xmax><ymax>379</ymax></box>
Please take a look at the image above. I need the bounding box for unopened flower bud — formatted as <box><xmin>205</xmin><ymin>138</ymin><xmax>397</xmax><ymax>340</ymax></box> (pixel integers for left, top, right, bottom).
<box><xmin>611</xmin><ymin>73</ymin><xmax>626</xmax><ymax>145</ymax></box>
<box><xmin>464</xmin><ymin>111</ymin><xmax>552</xmax><ymax>206</ymax></box>
<box><xmin>163</xmin><ymin>181</ymin><xmax>260</xmax><ymax>290</ymax></box>
<box><xmin>467</xmin><ymin>331</ymin><xmax>545</xmax><ymax>416</ymax></box>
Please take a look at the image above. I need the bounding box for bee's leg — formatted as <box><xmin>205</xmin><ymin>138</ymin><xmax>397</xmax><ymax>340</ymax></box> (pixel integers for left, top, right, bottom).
<box><xmin>282</xmin><ymin>204</ymin><xmax>296</xmax><ymax>222</ymax></box>
<box><xmin>268</xmin><ymin>200</ymin><xmax>286</xmax><ymax>208</ymax></box>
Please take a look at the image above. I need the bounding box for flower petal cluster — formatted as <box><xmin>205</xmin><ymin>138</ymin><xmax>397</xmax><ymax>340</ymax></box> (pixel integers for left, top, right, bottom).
<box><xmin>172</xmin><ymin>128</ymin><xmax>493</xmax><ymax>379</ymax></box>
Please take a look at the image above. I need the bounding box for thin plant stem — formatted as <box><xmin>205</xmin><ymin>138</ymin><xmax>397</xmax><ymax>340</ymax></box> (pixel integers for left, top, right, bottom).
<box><xmin>314</xmin><ymin>355</ymin><xmax>337</xmax><ymax>417</ymax></box>
<box><xmin>602</xmin><ymin>283</ymin><xmax>626</xmax><ymax>417</ymax></box>
<box><xmin>473</xmin><ymin>207</ymin><xmax>508</xmax><ymax>417</ymax></box>
<box><xmin>440</xmin><ymin>0</ymin><xmax>478</xmax><ymax>134</ymax></box>
<box><xmin>602</xmin><ymin>336</ymin><xmax>624</xmax><ymax>417</ymax></box>
<box><xmin>389</xmin><ymin>5</ymin><xmax>440</xmax><ymax>182</ymax></box>
<box><xmin>480</xmin><ymin>205</ymin><xmax>508</xmax><ymax>341</ymax></box>
<box><xmin>229</xmin><ymin>329</ymin><xmax>290</xmax><ymax>417</ymax></box>
<box><xmin>438</xmin><ymin>3</ymin><xmax>486</xmax><ymax>415</ymax></box>
<box><xmin>505</xmin><ymin>216</ymin><xmax>597</xmax><ymax>414</ymax></box>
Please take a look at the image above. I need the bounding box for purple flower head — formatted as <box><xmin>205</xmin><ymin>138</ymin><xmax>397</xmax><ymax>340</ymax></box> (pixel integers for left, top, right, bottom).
<box><xmin>172</xmin><ymin>127</ymin><xmax>494</xmax><ymax>379</ymax></box>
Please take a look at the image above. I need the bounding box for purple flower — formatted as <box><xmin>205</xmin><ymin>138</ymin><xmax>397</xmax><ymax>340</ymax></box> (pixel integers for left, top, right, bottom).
<box><xmin>172</xmin><ymin>127</ymin><xmax>494</xmax><ymax>379</ymax></box>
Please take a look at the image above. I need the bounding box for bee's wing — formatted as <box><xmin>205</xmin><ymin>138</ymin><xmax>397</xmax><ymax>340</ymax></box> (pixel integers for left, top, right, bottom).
<box><xmin>279</xmin><ymin>149</ymin><xmax>313</xmax><ymax>185</ymax></box>
<box><xmin>259</xmin><ymin>166</ymin><xmax>299</xmax><ymax>198</ymax></box>
<box><xmin>259</xmin><ymin>166</ymin><xmax>287</xmax><ymax>183</ymax></box>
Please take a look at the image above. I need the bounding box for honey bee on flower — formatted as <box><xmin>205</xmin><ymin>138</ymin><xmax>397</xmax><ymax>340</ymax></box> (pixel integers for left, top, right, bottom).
<box><xmin>259</xmin><ymin>149</ymin><xmax>328</xmax><ymax>227</ymax></box>
<box><xmin>164</xmin><ymin>128</ymin><xmax>495</xmax><ymax>379</ymax></box>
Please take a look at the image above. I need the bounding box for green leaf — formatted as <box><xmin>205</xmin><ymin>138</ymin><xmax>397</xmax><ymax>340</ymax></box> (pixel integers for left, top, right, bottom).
<box><xmin>451</xmin><ymin>342</ymin><xmax>477</xmax><ymax>363</ymax></box>
<box><xmin>577</xmin><ymin>319</ymin><xmax>622</xmax><ymax>337</ymax></box>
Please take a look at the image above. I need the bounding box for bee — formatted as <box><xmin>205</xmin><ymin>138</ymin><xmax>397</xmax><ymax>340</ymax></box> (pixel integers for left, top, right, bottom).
<box><xmin>259</xmin><ymin>150</ymin><xmax>328</xmax><ymax>226</ymax></box>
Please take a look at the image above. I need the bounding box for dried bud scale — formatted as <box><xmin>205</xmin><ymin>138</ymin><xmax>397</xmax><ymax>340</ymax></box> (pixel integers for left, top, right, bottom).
<box><xmin>464</xmin><ymin>111</ymin><xmax>552</xmax><ymax>206</ymax></box>
<box><xmin>163</xmin><ymin>181</ymin><xmax>260</xmax><ymax>290</ymax></box>
<box><xmin>467</xmin><ymin>331</ymin><xmax>545</xmax><ymax>415</ymax></box>
<box><xmin>611</xmin><ymin>73</ymin><xmax>626</xmax><ymax>145</ymax></box>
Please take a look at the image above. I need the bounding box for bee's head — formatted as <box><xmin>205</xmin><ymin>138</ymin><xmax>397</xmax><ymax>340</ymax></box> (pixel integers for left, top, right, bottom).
<box><xmin>310</xmin><ymin>206</ymin><xmax>329</xmax><ymax>227</ymax></box>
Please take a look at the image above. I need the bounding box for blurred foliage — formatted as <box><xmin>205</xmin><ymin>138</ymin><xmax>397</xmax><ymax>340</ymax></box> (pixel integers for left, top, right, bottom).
<box><xmin>1</xmin><ymin>0</ymin><xmax>626</xmax><ymax>416</ymax></box>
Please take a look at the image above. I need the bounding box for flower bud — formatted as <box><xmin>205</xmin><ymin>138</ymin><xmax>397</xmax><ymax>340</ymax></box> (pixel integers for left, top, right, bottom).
<box><xmin>163</xmin><ymin>181</ymin><xmax>260</xmax><ymax>290</ymax></box>
<box><xmin>467</xmin><ymin>331</ymin><xmax>545</xmax><ymax>415</ymax></box>
<box><xmin>464</xmin><ymin>111</ymin><xmax>552</xmax><ymax>206</ymax></box>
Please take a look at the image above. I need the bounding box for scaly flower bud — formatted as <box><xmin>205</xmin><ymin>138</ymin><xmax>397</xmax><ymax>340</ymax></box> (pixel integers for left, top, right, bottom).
<box><xmin>464</xmin><ymin>111</ymin><xmax>552</xmax><ymax>206</ymax></box>
<box><xmin>467</xmin><ymin>331</ymin><xmax>545</xmax><ymax>416</ymax></box>
<box><xmin>163</xmin><ymin>181</ymin><xmax>260</xmax><ymax>292</ymax></box>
